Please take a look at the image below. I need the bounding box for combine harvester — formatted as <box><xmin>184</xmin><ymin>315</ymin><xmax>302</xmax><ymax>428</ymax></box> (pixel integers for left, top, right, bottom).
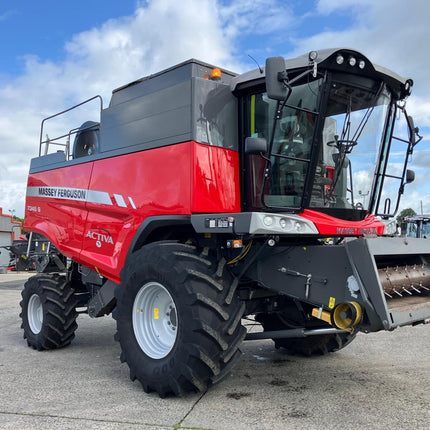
<box><xmin>21</xmin><ymin>48</ymin><xmax>429</xmax><ymax>397</ymax></box>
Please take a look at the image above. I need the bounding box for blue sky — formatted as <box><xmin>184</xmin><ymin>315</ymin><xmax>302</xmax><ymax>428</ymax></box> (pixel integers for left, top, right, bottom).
<box><xmin>0</xmin><ymin>2</ymin><xmax>136</xmax><ymax>77</ymax></box>
<box><xmin>1</xmin><ymin>0</ymin><xmax>429</xmax><ymax>217</ymax></box>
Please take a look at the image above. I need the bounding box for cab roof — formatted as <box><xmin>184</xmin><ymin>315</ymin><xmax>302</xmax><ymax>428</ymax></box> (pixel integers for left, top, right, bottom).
<box><xmin>231</xmin><ymin>48</ymin><xmax>411</xmax><ymax>99</ymax></box>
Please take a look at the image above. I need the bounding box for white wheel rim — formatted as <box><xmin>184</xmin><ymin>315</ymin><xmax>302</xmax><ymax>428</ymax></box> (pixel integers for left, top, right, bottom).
<box><xmin>132</xmin><ymin>282</ymin><xmax>178</xmax><ymax>359</ymax></box>
<box><xmin>28</xmin><ymin>294</ymin><xmax>43</xmax><ymax>334</ymax></box>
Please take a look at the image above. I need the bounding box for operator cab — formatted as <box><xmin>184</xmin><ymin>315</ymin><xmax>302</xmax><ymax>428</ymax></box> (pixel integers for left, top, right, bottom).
<box><xmin>236</xmin><ymin>49</ymin><xmax>419</xmax><ymax>222</ymax></box>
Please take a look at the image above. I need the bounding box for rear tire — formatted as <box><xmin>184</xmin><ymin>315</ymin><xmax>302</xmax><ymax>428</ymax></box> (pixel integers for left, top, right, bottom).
<box><xmin>113</xmin><ymin>242</ymin><xmax>246</xmax><ymax>397</ymax></box>
<box><xmin>256</xmin><ymin>313</ymin><xmax>356</xmax><ymax>356</ymax></box>
<box><xmin>20</xmin><ymin>274</ymin><xmax>79</xmax><ymax>350</ymax></box>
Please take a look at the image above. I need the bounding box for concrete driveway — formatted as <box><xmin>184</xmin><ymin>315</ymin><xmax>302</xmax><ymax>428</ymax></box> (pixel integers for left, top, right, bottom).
<box><xmin>1</xmin><ymin>272</ymin><xmax>430</xmax><ymax>429</ymax></box>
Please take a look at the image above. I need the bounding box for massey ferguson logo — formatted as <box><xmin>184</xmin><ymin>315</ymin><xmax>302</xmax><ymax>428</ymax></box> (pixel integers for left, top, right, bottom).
<box><xmin>86</xmin><ymin>229</ymin><xmax>114</xmax><ymax>248</ymax></box>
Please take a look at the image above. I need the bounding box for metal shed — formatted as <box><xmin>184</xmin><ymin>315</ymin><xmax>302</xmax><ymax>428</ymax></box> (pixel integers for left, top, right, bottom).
<box><xmin>0</xmin><ymin>208</ymin><xmax>22</xmax><ymax>270</ymax></box>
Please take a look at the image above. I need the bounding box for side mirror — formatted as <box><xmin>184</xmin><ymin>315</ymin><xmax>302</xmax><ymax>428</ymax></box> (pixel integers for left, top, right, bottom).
<box><xmin>406</xmin><ymin>169</ymin><xmax>415</xmax><ymax>184</ymax></box>
<box><xmin>265</xmin><ymin>57</ymin><xmax>288</xmax><ymax>101</ymax></box>
<box><xmin>407</xmin><ymin>115</ymin><xmax>416</xmax><ymax>146</ymax></box>
<box><xmin>245</xmin><ymin>137</ymin><xmax>268</xmax><ymax>154</ymax></box>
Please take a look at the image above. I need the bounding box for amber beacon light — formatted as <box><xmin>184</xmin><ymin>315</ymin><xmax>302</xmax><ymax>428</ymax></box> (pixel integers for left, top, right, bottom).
<box><xmin>211</xmin><ymin>68</ymin><xmax>222</xmax><ymax>80</ymax></box>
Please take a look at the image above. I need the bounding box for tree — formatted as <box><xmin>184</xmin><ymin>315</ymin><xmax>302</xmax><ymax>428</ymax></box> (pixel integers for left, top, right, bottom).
<box><xmin>12</xmin><ymin>216</ymin><xmax>28</xmax><ymax>236</ymax></box>
<box><xmin>396</xmin><ymin>208</ymin><xmax>416</xmax><ymax>226</ymax></box>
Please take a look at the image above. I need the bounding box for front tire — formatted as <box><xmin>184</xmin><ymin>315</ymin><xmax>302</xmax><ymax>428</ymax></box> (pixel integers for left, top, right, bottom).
<box><xmin>113</xmin><ymin>242</ymin><xmax>246</xmax><ymax>397</ymax></box>
<box><xmin>20</xmin><ymin>274</ymin><xmax>79</xmax><ymax>350</ymax></box>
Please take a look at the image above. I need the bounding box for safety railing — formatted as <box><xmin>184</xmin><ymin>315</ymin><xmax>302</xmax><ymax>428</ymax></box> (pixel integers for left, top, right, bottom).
<box><xmin>39</xmin><ymin>95</ymin><xmax>103</xmax><ymax>158</ymax></box>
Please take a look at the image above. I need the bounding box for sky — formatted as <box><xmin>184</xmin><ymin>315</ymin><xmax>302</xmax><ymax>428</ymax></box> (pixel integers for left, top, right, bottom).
<box><xmin>1</xmin><ymin>0</ymin><xmax>429</xmax><ymax>218</ymax></box>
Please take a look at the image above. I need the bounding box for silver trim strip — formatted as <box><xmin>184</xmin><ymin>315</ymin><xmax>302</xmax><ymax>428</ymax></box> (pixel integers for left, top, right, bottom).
<box><xmin>114</xmin><ymin>193</ymin><xmax>127</xmax><ymax>208</ymax></box>
<box><xmin>27</xmin><ymin>186</ymin><xmax>113</xmax><ymax>206</ymax></box>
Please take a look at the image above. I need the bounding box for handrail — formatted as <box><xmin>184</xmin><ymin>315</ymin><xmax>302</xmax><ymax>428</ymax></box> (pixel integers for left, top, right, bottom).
<box><xmin>39</xmin><ymin>95</ymin><xmax>103</xmax><ymax>156</ymax></box>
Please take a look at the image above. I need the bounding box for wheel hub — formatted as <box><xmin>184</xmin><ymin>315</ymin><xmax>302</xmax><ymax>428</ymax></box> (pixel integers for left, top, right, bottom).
<box><xmin>132</xmin><ymin>282</ymin><xmax>178</xmax><ymax>359</ymax></box>
<box><xmin>28</xmin><ymin>293</ymin><xmax>43</xmax><ymax>334</ymax></box>
<box><xmin>167</xmin><ymin>305</ymin><xmax>177</xmax><ymax>328</ymax></box>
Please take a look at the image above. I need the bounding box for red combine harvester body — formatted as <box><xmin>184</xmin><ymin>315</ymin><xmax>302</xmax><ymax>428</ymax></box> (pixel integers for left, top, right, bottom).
<box><xmin>27</xmin><ymin>141</ymin><xmax>241</xmax><ymax>282</ymax></box>
<box><xmin>21</xmin><ymin>49</ymin><xmax>430</xmax><ymax>397</ymax></box>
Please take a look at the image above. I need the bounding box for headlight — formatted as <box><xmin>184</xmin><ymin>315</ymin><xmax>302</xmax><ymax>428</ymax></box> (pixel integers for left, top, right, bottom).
<box><xmin>348</xmin><ymin>56</ymin><xmax>357</xmax><ymax>67</ymax></box>
<box><xmin>263</xmin><ymin>216</ymin><xmax>274</xmax><ymax>226</ymax></box>
<box><xmin>249</xmin><ymin>213</ymin><xmax>319</xmax><ymax>235</ymax></box>
<box><xmin>382</xmin><ymin>219</ymin><xmax>397</xmax><ymax>236</ymax></box>
<box><xmin>294</xmin><ymin>222</ymin><xmax>303</xmax><ymax>232</ymax></box>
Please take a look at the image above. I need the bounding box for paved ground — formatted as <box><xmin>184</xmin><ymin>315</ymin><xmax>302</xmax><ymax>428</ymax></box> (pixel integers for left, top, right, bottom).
<box><xmin>1</xmin><ymin>272</ymin><xmax>430</xmax><ymax>429</ymax></box>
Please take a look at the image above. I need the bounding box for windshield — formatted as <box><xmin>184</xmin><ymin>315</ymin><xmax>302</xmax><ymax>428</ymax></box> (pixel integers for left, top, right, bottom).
<box><xmin>406</xmin><ymin>221</ymin><xmax>430</xmax><ymax>238</ymax></box>
<box><xmin>245</xmin><ymin>74</ymin><xmax>393</xmax><ymax>216</ymax></box>
<box><xmin>311</xmin><ymin>78</ymin><xmax>391</xmax><ymax>213</ymax></box>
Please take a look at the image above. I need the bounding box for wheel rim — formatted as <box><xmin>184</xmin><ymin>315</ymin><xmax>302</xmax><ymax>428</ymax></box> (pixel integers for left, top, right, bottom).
<box><xmin>28</xmin><ymin>294</ymin><xmax>43</xmax><ymax>334</ymax></box>
<box><xmin>132</xmin><ymin>281</ymin><xmax>178</xmax><ymax>359</ymax></box>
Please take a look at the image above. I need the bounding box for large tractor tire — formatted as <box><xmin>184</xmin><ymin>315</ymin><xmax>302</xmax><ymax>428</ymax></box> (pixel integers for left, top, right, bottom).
<box><xmin>113</xmin><ymin>242</ymin><xmax>246</xmax><ymax>397</ymax></box>
<box><xmin>20</xmin><ymin>274</ymin><xmax>79</xmax><ymax>350</ymax></box>
<box><xmin>256</xmin><ymin>313</ymin><xmax>356</xmax><ymax>356</ymax></box>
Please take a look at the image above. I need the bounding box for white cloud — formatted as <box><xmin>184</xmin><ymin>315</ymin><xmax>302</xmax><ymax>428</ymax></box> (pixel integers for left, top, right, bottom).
<box><xmin>395</xmin><ymin>188</ymin><xmax>430</xmax><ymax>214</ymax></box>
<box><xmin>0</xmin><ymin>0</ymin><xmax>246</xmax><ymax>216</ymax></box>
<box><xmin>354</xmin><ymin>170</ymin><xmax>373</xmax><ymax>196</ymax></box>
<box><xmin>219</xmin><ymin>0</ymin><xmax>294</xmax><ymax>39</ymax></box>
<box><xmin>291</xmin><ymin>1</ymin><xmax>430</xmax><ymax>96</ymax></box>
<box><xmin>0</xmin><ymin>0</ymin><xmax>295</xmax><ymax>216</ymax></box>
<box><xmin>62</xmin><ymin>0</ymin><xmax>239</xmax><ymax>97</ymax></box>
<box><xmin>315</xmin><ymin>0</ymin><xmax>373</xmax><ymax>15</ymax></box>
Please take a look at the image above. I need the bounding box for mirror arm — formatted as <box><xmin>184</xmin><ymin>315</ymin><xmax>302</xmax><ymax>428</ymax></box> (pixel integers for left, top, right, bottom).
<box><xmin>412</xmin><ymin>128</ymin><xmax>423</xmax><ymax>148</ymax></box>
<box><xmin>287</xmin><ymin>68</ymin><xmax>314</xmax><ymax>87</ymax></box>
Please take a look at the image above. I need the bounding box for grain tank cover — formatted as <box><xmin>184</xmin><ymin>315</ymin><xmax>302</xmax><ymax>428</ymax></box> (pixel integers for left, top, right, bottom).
<box><xmin>100</xmin><ymin>59</ymin><xmax>239</xmax><ymax>155</ymax></box>
<box><xmin>110</xmin><ymin>59</ymin><xmax>237</xmax><ymax>106</ymax></box>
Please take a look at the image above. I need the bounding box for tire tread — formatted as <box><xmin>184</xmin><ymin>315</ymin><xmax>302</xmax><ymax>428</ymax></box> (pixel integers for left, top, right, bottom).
<box><xmin>114</xmin><ymin>242</ymin><xmax>245</xmax><ymax>397</ymax></box>
<box><xmin>20</xmin><ymin>274</ymin><xmax>79</xmax><ymax>351</ymax></box>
